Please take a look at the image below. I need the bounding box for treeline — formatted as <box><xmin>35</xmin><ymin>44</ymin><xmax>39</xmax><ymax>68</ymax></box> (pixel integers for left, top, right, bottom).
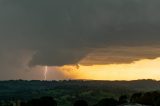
<box><xmin>1</xmin><ymin>80</ymin><xmax>160</xmax><ymax>106</ymax></box>
<box><xmin>0</xmin><ymin>80</ymin><xmax>135</xmax><ymax>101</ymax></box>
<box><xmin>1</xmin><ymin>79</ymin><xmax>159</xmax><ymax>91</ymax></box>
<box><xmin>5</xmin><ymin>91</ymin><xmax>160</xmax><ymax>106</ymax></box>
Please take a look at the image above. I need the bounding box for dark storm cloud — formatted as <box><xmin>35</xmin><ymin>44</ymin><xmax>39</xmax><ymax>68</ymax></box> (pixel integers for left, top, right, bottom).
<box><xmin>79</xmin><ymin>46</ymin><xmax>160</xmax><ymax>65</ymax></box>
<box><xmin>1</xmin><ymin>0</ymin><xmax>160</xmax><ymax>66</ymax></box>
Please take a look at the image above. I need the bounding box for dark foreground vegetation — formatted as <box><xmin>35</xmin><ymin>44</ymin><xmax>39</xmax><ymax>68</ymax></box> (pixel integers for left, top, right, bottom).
<box><xmin>2</xmin><ymin>91</ymin><xmax>160</xmax><ymax>106</ymax></box>
<box><xmin>0</xmin><ymin>79</ymin><xmax>160</xmax><ymax>106</ymax></box>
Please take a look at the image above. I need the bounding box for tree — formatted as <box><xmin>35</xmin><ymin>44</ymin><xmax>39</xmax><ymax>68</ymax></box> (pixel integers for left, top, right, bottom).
<box><xmin>119</xmin><ymin>95</ymin><xmax>128</xmax><ymax>104</ymax></box>
<box><xmin>130</xmin><ymin>92</ymin><xmax>142</xmax><ymax>103</ymax></box>
<box><xmin>27</xmin><ymin>96</ymin><xmax>57</xmax><ymax>106</ymax></box>
<box><xmin>95</xmin><ymin>98</ymin><xmax>118</xmax><ymax>106</ymax></box>
<box><xmin>74</xmin><ymin>100</ymin><xmax>88</xmax><ymax>106</ymax></box>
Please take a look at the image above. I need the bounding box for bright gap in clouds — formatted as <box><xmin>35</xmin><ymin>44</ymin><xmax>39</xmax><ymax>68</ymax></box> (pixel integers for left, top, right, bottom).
<box><xmin>46</xmin><ymin>57</ymin><xmax>160</xmax><ymax>80</ymax></box>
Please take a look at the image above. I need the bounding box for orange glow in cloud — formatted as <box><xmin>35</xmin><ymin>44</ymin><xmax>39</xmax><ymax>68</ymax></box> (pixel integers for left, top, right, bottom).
<box><xmin>54</xmin><ymin>57</ymin><xmax>160</xmax><ymax>80</ymax></box>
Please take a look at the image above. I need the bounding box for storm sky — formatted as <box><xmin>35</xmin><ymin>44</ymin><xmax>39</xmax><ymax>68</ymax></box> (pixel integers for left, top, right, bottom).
<box><xmin>1</xmin><ymin>0</ymin><xmax>160</xmax><ymax>80</ymax></box>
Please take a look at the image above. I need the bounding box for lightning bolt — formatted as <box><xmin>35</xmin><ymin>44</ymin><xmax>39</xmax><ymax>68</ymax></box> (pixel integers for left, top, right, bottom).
<box><xmin>44</xmin><ymin>66</ymin><xmax>48</xmax><ymax>80</ymax></box>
